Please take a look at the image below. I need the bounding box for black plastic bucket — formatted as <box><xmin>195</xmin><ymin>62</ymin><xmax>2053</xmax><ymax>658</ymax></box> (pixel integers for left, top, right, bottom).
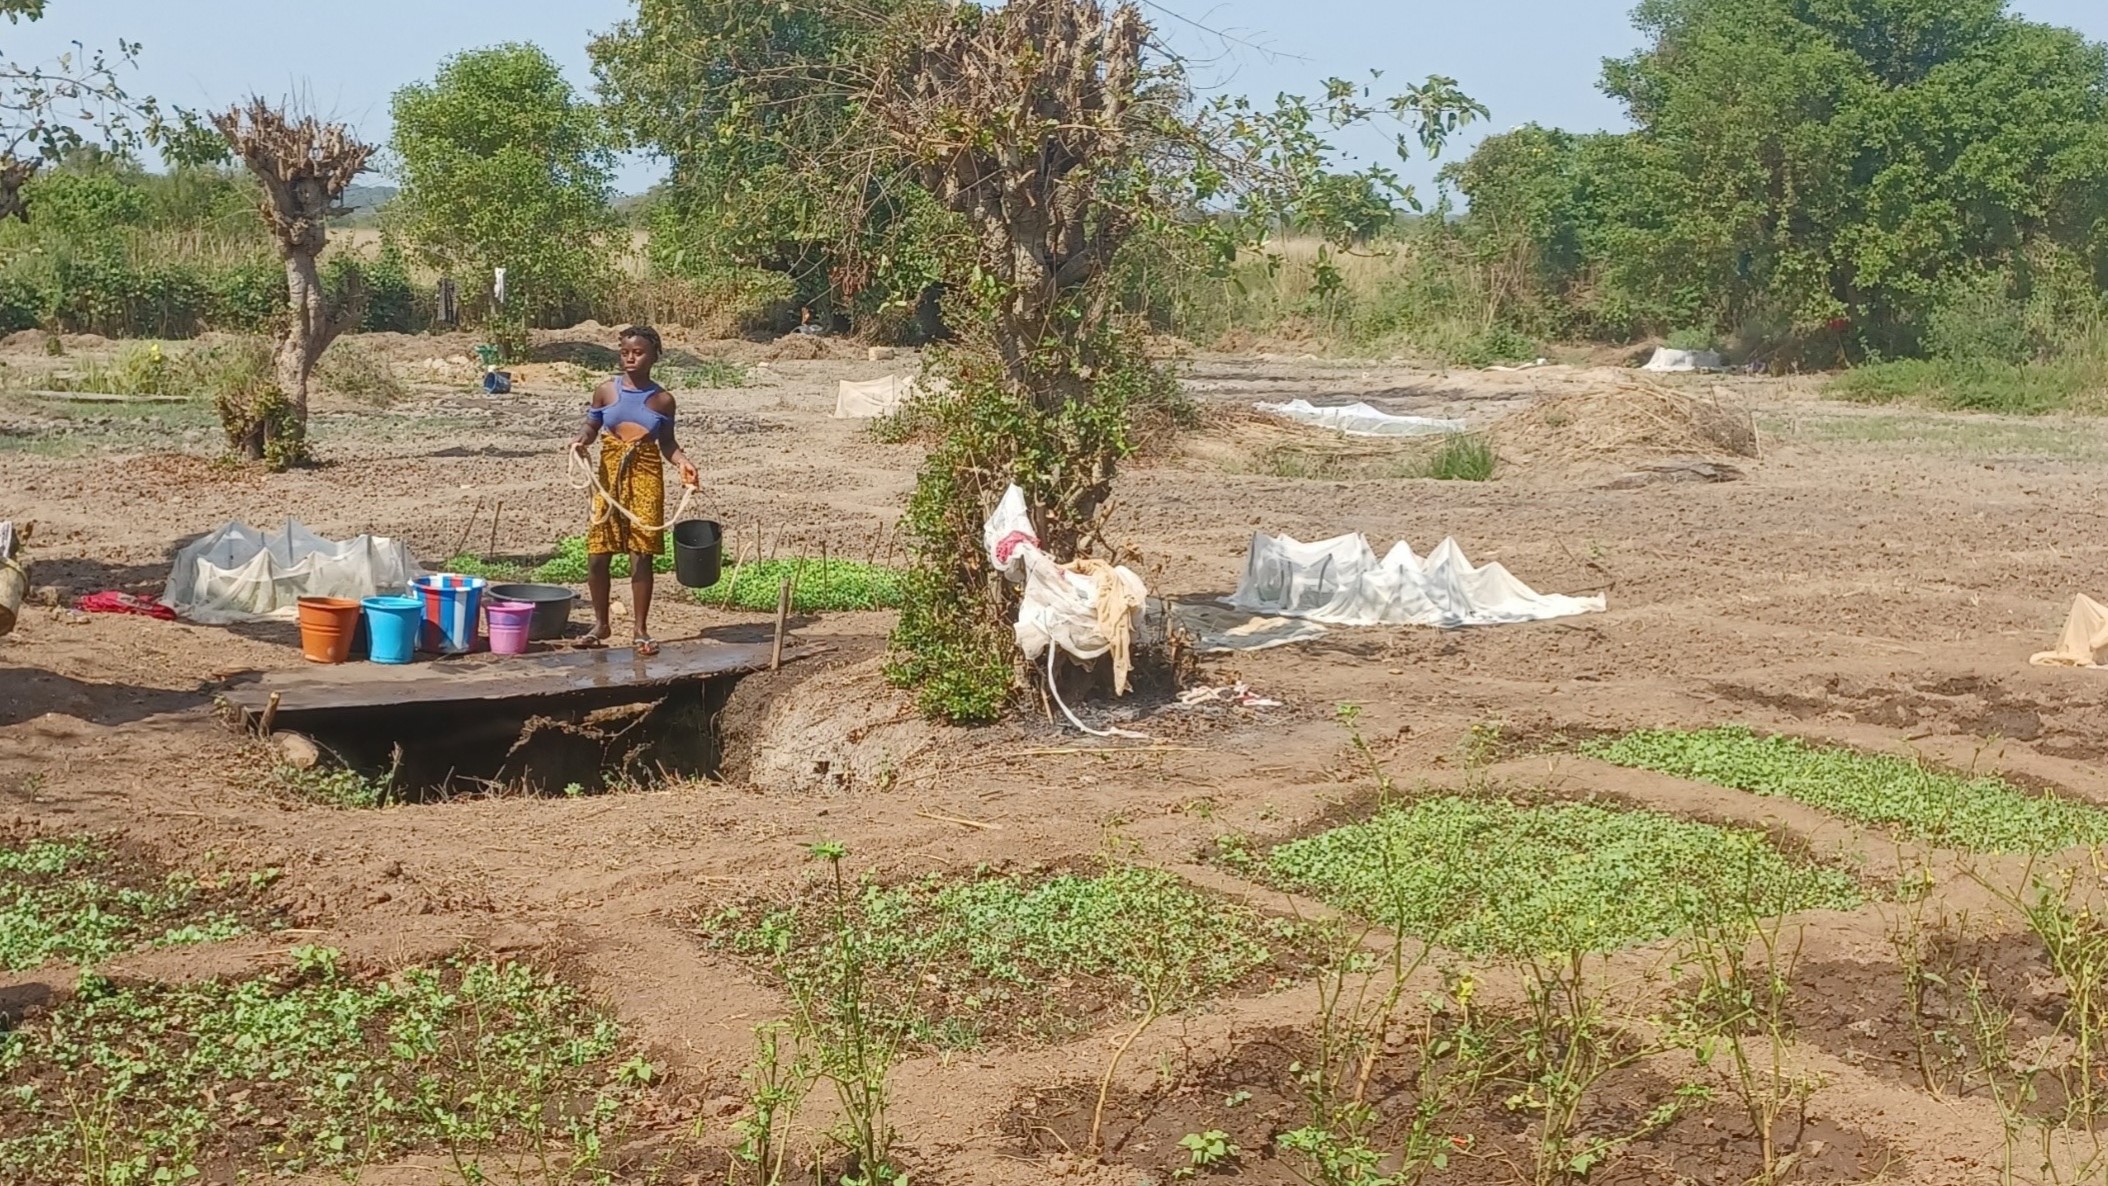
<box><xmin>488</xmin><ymin>583</ymin><xmax>576</xmax><ymax>641</ymax></box>
<box><xmin>672</xmin><ymin>519</ymin><xmax>723</xmax><ymax>589</ymax></box>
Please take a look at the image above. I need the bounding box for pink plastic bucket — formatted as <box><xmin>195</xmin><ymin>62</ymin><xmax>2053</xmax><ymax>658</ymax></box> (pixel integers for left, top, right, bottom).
<box><xmin>486</xmin><ymin>600</ymin><xmax>535</xmax><ymax>656</ymax></box>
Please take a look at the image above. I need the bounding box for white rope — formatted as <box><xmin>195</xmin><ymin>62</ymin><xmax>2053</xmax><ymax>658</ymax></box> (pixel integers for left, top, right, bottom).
<box><xmin>1047</xmin><ymin>641</ymin><xmax>1151</xmax><ymax>741</ymax></box>
<box><xmin>567</xmin><ymin>447</ymin><xmax>699</xmax><ymax>535</ymax></box>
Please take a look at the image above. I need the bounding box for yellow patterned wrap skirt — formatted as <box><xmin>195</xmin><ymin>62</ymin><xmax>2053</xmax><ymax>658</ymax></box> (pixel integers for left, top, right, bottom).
<box><xmin>587</xmin><ymin>433</ymin><xmax>666</xmax><ymax>557</ymax></box>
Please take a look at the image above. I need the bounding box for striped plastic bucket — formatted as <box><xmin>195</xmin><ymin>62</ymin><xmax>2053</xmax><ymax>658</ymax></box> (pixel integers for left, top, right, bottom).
<box><xmin>411</xmin><ymin>574</ymin><xmax>488</xmax><ymax>655</ymax></box>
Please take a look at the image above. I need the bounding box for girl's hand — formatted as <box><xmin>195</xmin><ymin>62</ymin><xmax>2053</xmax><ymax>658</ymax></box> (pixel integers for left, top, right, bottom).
<box><xmin>677</xmin><ymin>460</ymin><xmax>700</xmax><ymax>488</ymax></box>
<box><xmin>570</xmin><ymin>440</ymin><xmax>589</xmax><ymax>458</ymax></box>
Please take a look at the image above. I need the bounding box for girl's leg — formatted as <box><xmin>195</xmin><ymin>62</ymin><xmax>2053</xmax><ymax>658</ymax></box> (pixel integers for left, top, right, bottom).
<box><xmin>629</xmin><ymin>553</ymin><xmax>657</xmax><ymax>654</ymax></box>
<box><xmin>586</xmin><ymin>552</ymin><xmax>614</xmax><ymax>643</ymax></box>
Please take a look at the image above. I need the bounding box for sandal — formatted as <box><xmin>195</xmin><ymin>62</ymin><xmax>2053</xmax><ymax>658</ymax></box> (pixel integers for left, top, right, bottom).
<box><xmin>633</xmin><ymin>636</ymin><xmax>660</xmax><ymax>657</ymax></box>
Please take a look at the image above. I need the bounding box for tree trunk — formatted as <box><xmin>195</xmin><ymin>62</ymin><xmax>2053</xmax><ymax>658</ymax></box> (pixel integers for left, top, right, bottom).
<box><xmin>279</xmin><ymin>253</ymin><xmax>323</xmax><ymax>435</ymax></box>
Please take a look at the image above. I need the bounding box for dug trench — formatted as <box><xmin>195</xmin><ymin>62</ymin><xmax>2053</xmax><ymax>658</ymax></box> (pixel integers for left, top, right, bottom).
<box><xmin>269</xmin><ymin>677</ymin><xmax>739</xmax><ymax>799</ymax></box>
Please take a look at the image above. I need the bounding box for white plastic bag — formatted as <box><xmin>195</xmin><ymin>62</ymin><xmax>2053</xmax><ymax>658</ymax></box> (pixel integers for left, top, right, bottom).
<box><xmin>982</xmin><ymin>485</ymin><xmax>1145</xmax><ymax>677</ymax></box>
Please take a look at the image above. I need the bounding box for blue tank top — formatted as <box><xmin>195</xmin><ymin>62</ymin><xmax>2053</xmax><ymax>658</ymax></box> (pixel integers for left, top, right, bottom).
<box><xmin>589</xmin><ymin>379</ymin><xmax>670</xmax><ymax>441</ymax></box>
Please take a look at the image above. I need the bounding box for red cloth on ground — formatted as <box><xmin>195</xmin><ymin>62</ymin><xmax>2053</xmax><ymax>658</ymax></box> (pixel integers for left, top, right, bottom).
<box><xmin>76</xmin><ymin>591</ymin><xmax>177</xmax><ymax>621</ymax></box>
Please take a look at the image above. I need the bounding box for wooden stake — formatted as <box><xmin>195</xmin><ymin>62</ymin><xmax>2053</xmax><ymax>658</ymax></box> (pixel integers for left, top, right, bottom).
<box><xmin>770</xmin><ymin>577</ymin><xmax>792</xmax><ymax>670</ymax></box>
<box><xmin>448</xmin><ymin>498</ymin><xmax>484</xmax><ymax>561</ymax></box>
<box><xmin>259</xmin><ymin>691</ymin><xmax>282</xmax><ymax>737</ymax></box>
<box><xmin>487</xmin><ymin>500</ymin><xmax>504</xmax><ymax>560</ymax></box>
<box><xmin>915</xmin><ymin>809</ymin><xmax>1001</xmax><ymax>831</ymax></box>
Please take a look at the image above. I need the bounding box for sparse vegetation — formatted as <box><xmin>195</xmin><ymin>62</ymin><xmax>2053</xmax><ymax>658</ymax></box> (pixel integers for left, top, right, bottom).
<box><xmin>0</xmin><ymin>950</ymin><xmax>653</xmax><ymax>1184</ymax></box>
<box><xmin>706</xmin><ymin>862</ymin><xmax>1321</xmax><ymax>1049</ymax></box>
<box><xmin>1584</xmin><ymin>726</ymin><xmax>2108</xmax><ymax>852</ymax></box>
<box><xmin>0</xmin><ymin>837</ymin><xmax>263</xmax><ymax>971</ymax></box>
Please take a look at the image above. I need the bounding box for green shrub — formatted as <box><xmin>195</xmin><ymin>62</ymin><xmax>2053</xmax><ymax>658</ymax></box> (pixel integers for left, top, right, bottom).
<box><xmin>206</xmin><ymin>259</ymin><xmax>289</xmax><ymax>333</ymax></box>
<box><xmin>0</xmin><ymin>274</ymin><xmax>39</xmax><ymax>334</ymax></box>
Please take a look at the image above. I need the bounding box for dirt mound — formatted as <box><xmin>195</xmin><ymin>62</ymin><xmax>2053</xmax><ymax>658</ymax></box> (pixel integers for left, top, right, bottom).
<box><xmin>1496</xmin><ymin>376</ymin><xmax>1758</xmax><ymax>470</ymax></box>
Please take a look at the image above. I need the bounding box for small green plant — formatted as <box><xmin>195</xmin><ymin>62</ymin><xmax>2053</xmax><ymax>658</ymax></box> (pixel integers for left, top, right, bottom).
<box><xmin>1175</xmin><ymin>1129</ymin><xmax>1238</xmax><ymax>1176</ymax></box>
<box><xmin>1668</xmin><ymin>896</ymin><xmax>1819</xmax><ymax>1185</ymax></box>
<box><xmin>728</xmin><ymin>1023</ymin><xmax>816</xmax><ymax>1186</ymax></box>
<box><xmin>1508</xmin><ymin>950</ymin><xmax>1700</xmax><ymax>1185</ymax></box>
<box><xmin>1584</xmin><ymin>726</ymin><xmax>2108</xmax><ymax>853</ymax></box>
<box><xmin>788</xmin><ymin>843</ymin><xmax>906</xmax><ymax>1186</ymax></box>
<box><xmin>707</xmin><ymin>863</ymin><xmax>1311</xmax><ymax>1048</ymax></box>
<box><xmin>273</xmin><ymin>757</ymin><xmax>399</xmax><ymax>810</ymax></box>
<box><xmin>1421</xmin><ymin>433</ymin><xmax>1495</xmax><ymax>481</ymax></box>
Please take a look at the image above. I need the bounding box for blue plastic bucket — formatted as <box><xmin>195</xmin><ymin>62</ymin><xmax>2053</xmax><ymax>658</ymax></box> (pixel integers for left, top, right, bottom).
<box><xmin>412</xmin><ymin>574</ymin><xmax>488</xmax><ymax>655</ymax></box>
<box><xmin>362</xmin><ymin>596</ymin><xmax>421</xmax><ymax>665</ymax></box>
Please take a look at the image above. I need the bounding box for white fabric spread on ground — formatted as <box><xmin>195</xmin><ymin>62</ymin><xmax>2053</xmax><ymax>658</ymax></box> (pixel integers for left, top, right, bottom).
<box><xmin>834</xmin><ymin>375</ymin><xmax>949</xmax><ymax>419</ymax></box>
<box><xmin>1255</xmin><ymin>399</ymin><xmax>1465</xmax><ymax>437</ymax></box>
<box><xmin>2033</xmin><ymin>595</ymin><xmax>2108</xmax><ymax>667</ymax></box>
<box><xmin>1641</xmin><ymin>347</ymin><xmax>1723</xmax><ymax>373</ymax></box>
<box><xmin>1228</xmin><ymin>531</ymin><xmax>1605</xmax><ymax>628</ymax></box>
<box><xmin>163</xmin><ymin>520</ymin><xmax>424</xmax><ymax>625</ymax></box>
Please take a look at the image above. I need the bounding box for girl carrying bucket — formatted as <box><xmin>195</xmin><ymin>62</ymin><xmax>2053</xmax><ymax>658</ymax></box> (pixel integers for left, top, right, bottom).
<box><xmin>570</xmin><ymin>325</ymin><xmax>699</xmax><ymax>656</ymax></box>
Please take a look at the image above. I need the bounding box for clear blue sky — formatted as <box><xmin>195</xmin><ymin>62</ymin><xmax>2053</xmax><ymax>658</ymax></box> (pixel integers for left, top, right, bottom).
<box><xmin>10</xmin><ymin>0</ymin><xmax>2108</xmax><ymax>196</ymax></box>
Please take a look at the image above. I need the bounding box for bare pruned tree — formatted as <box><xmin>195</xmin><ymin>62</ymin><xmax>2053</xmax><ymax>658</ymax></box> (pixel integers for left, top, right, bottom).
<box><xmin>212</xmin><ymin>100</ymin><xmax>373</xmax><ymax>466</ymax></box>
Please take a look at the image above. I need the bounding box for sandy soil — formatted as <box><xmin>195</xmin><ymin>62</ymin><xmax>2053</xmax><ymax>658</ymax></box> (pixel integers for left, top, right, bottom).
<box><xmin>8</xmin><ymin>325</ymin><xmax>2108</xmax><ymax>1183</ymax></box>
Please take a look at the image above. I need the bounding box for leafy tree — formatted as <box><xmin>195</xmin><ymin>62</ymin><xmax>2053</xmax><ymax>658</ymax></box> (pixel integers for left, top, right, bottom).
<box><xmin>387</xmin><ymin>43</ymin><xmax>617</xmax><ymax>326</ymax></box>
<box><xmin>1450</xmin><ymin>0</ymin><xmax>2108</xmax><ymax>358</ymax></box>
<box><xmin>0</xmin><ymin>0</ymin><xmax>158</xmax><ymax>221</ymax></box>
<box><xmin>591</xmin><ymin>0</ymin><xmax>954</xmax><ymax>333</ymax></box>
<box><xmin>617</xmin><ymin>0</ymin><xmax>1478</xmax><ymax>721</ymax></box>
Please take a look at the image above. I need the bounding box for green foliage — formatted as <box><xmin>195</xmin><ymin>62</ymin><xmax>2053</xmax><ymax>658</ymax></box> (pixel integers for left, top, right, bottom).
<box><xmin>1584</xmin><ymin>726</ymin><xmax>2108</xmax><ymax>853</ymax></box>
<box><xmin>1423</xmin><ymin>433</ymin><xmax>1496</xmax><ymax>481</ymax></box>
<box><xmin>531</xmin><ymin>535</ymin><xmax>672</xmax><ymax>583</ymax></box>
<box><xmin>700</xmin><ymin>558</ymin><xmax>905</xmax><ymax>613</ymax></box>
<box><xmin>884</xmin><ymin>340</ymin><xmax>1162</xmax><ymax>723</ymax></box>
<box><xmin>1830</xmin><ymin>353</ymin><xmax>2108</xmax><ymax>414</ymax></box>
<box><xmin>1444</xmin><ymin>0</ymin><xmax>2108</xmax><ymax>358</ymax></box>
<box><xmin>592</xmin><ymin>0</ymin><xmax>955</xmax><ymax>330</ymax></box>
<box><xmin>1264</xmin><ymin>796</ymin><xmax>1862</xmax><ymax>955</ymax></box>
<box><xmin>0</xmin><ymin>161</ymin><xmax>286</xmax><ymax>338</ymax></box>
<box><xmin>273</xmin><ymin>760</ymin><xmax>398</xmax><ymax>810</ymax></box>
<box><xmin>662</xmin><ymin>358</ymin><xmax>749</xmax><ymax>389</ymax></box>
<box><xmin>0</xmin><ymin>837</ymin><xmax>251</xmax><ymax>971</ymax></box>
<box><xmin>388</xmin><ymin>43</ymin><xmax>617</xmax><ymax>326</ymax></box>
<box><xmin>706</xmin><ymin>864</ymin><xmax>1312</xmax><ymax>1047</ymax></box>
<box><xmin>0</xmin><ymin>955</ymin><xmax>640</xmax><ymax>1183</ymax></box>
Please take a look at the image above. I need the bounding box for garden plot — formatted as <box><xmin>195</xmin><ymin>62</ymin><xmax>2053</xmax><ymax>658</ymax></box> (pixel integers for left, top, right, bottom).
<box><xmin>702</xmin><ymin>860</ymin><xmax>1328</xmax><ymax>1050</ymax></box>
<box><xmin>1583</xmin><ymin>726</ymin><xmax>2108</xmax><ymax>852</ymax></box>
<box><xmin>1233</xmin><ymin>795</ymin><xmax>1861</xmax><ymax>956</ymax></box>
<box><xmin>1008</xmin><ymin>1028</ymin><xmax>1896</xmax><ymax>1185</ymax></box>
<box><xmin>0</xmin><ymin>836</ymin><xmax>278</xmax><ymax>971</ymax></box>
<box><xmin>446</xmin><ymin>534</ymin><xmax>907</xmax><ymax>612</ymax></box>
<box><xmin>0</xmin><ymin>948</ymin><xmax>694</xmax><ymax>1184</ymax></box>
